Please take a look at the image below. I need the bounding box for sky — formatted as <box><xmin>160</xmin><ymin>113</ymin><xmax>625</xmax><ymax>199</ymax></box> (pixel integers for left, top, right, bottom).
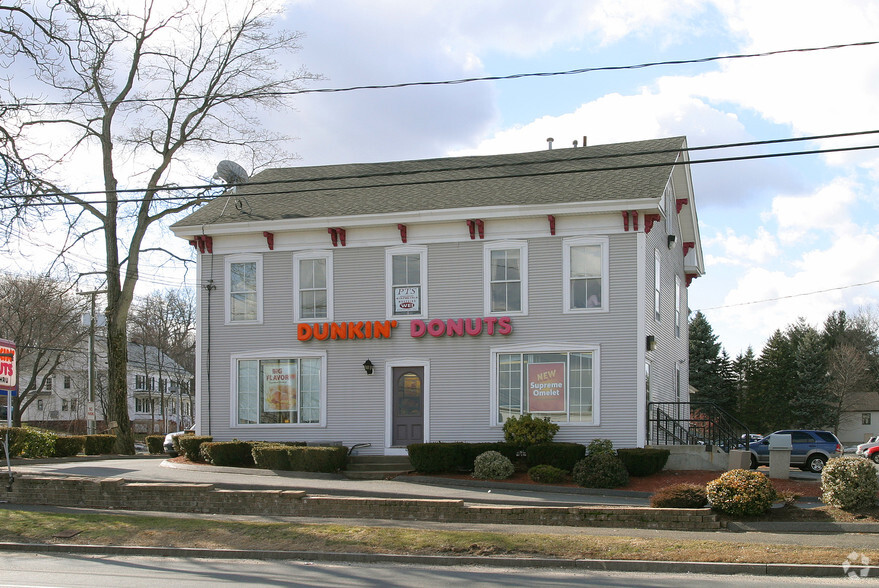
<box><xmin>6</xmin><ymin>0</ymin><xmax>879</xmax><ymax>357</ymax></box>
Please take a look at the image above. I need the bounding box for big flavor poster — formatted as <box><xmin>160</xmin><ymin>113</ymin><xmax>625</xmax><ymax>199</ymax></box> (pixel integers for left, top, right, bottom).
<box><xmin>262</xmin><ymin>360</ymin><xmax>297</xmax><ymax>412</ymax></box>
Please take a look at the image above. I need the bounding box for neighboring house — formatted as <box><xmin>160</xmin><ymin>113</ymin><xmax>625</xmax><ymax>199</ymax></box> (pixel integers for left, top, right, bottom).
<box><xmin>171</xmin><ymin>136</ymin><xmax>704</xmax><ymax>454</ymax></box>
<box><xmin>20</xmin><ymin>341</ymin><xmax>194</xmax><ymax>434</ymax></box>
<box><xmin>836</xmin><ymin>392</ymin><xmax>879</xmax><ymax>445</ymax></box>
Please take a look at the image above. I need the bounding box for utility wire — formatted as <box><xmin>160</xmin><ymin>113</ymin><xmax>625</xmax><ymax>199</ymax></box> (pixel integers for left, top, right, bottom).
<box><xmin>4</xmin><ymin>40</ymin><xmax>878</xmax><ymax>109</ymax></box>
<box><xmin>3</xmin><ymin>129</ymin><xmax>879</xmax><ymax>207</ymax></box>
<box><xmin>696</xmin><ymin>279</ymin><xmax>879</xmax><ymax>311</ymax></box>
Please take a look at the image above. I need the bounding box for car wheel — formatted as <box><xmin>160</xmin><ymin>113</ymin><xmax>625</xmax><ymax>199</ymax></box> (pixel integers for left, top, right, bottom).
<box><xmin>749</xmin><ymin>455</ymin><xmax>758</xmax><ymax>469</ymax></box>
<box><xmin>872</xmin><ymin>453</ymin><xmax>879</xmax><ymax>465</ymax></box>
<box><xmin>806</xmin><ymin>455</ymin><xmax>826</xmax><ymax>473</ymax></box>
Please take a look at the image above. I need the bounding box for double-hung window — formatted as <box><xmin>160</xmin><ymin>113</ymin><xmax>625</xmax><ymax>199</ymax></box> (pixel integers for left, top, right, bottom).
<box><xmin>235</xmin><ymin>352</ymin><xmax>326</xmax><ymax>426</ymax></box>
<box><xmin>226</xmin><ymin>254</ymin><xmax>263</xmax><ymax>324</ymax></box>
<box><xmin>484</xmin><ymin>241</ymin><xmax>527</xmax><ymax>315</ymax></box>
<box><xmin>675</xmin><ymin>275</ymin><xmax>682</xmax><ymax>338</ymax></box>
<box><xmin>386</xmin><ymin>245</ymin><xmax>427</xmax><ymax>320</ymax></box>
<box><xmin>493</xmin><ymin>344</ymin><xmax>599</xmax><ymax>426</ymax></box>
<box><xmin>294</xmin><ymin>251</ymin><xmax>333</xmax><ymax>322</ymax></box>
<box><xmin>563</xmin><ymin>237</ymin><xmax>608</xmax><ymax>313</ymax></box>
<box><xmin>654</xmin><ymin>250</ymin><xmax>661</xmax><ymax>322</ymax></box>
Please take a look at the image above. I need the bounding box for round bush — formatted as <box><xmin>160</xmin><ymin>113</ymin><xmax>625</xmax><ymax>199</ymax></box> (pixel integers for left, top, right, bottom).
<box><xmin>472</xmin><ymin>450</ymin><xmax>515</xmax><ymax>480</ymax></box>
<box><xmin>821</xmin><ymin>456</ymin><xmax>879</xmax><ymax>510</ymax></box>
<box><xmin>502</xmin><ymin>414</ymin><xmax>559</xmax><ymax>449</ymax></box>
<box><xmin>650</xmin><ymin>483</ymin><xmax>708</xmax><ymax>508</ymax></box>
<box><xmin>586</xmin><ymin>438</ymin><xmax>614</xmax><ymax>456</ymax></box>
<box><xmin>528</xmin><ymin>464</ymin><xmax>567</xmax><ymax>484</ymax></box>
<box><xmin>572</xmin><ymin>453</ymin><xmax>629</xmax><ymax>488</ymax></box>
<box><xmin>706</xmin><ymin>469</ymin><xmax>776</xmax><ymax>516</ymax></box>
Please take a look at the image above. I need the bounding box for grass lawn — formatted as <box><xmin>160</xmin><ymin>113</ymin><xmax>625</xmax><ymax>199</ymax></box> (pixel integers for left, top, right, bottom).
<box><xmin>0</xmin><ymin>508</ymin><xmax>877</xmax><ymax>565</ymax></box>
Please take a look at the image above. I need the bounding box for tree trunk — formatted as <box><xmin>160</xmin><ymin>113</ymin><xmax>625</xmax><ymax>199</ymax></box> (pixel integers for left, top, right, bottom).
<box><xmin>106</xmin><ymin>316</ymin><xmax>134</xmax><ymax>454</ymax></box>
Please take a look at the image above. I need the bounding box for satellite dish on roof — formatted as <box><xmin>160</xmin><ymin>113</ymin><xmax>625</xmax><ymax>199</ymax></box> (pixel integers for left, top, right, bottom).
<box><xmin>213</xmin><ymin>160</ymin><xmax>249</xmax><ymax>185</ymax></box>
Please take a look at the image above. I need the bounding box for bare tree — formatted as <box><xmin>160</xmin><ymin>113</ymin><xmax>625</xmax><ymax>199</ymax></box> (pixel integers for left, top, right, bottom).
<box><xmin>827</xmin><ymin>344</ymin><xmax>875</xmax><ymax>434</ymax></box>
<box><xmin>1</xmin><ymin>1</ymin><xmax>317</xmax><ymax>451</ymax></box>
<box><xmin>0</xmin><ymin>273</ymin><xmax>87</xmax><ymax>426</ymax></box>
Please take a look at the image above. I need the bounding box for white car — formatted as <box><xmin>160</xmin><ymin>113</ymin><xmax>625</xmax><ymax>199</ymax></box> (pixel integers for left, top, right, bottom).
<box><xmin>163</xmin><ymin>426</ymin><xmax>196</xmax><ymax>457</ymax></box>
<box><xmin>856</xmin><ymin>436</ymin><xmax>879</xmax><ymax>455</ymax></box>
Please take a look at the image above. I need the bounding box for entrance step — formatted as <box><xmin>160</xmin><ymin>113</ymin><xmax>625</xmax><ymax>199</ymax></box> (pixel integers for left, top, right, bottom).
<box><xmin>344</xmin><ymin>455</ymin><xmax>412</xmax><ymax>480</ymax></box>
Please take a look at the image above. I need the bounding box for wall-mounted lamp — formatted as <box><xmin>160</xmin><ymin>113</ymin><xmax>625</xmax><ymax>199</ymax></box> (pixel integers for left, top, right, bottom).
<box><xmin>667</xmin><ymin>234</ymin><xmax>677</xmax><ymax>249</ymax></box>
<box><xmin>646</xmin><ymin>335</ymin><xmax>656</xmax><ymax>351</ymax></box>
<box><xmin>362</xmin><ymin>359</ymin><xmax>374</xmax><ymax>375</ymax></box>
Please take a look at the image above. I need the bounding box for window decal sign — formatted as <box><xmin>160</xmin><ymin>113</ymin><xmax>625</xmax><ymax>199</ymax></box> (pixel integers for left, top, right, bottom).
<box><xmin>527</xmin><ymin>362</ymin><xmax>566</xmax><ymax>413</ymax></box>
<box><xmin>262</xmin><ymin>360</ymin><xmax>297</xmax><ymax>412</ymax></box>
<box><xmin>394</xmin><ymin>287</ymin><xmax>419</xmax><ymax>313</ymax></box>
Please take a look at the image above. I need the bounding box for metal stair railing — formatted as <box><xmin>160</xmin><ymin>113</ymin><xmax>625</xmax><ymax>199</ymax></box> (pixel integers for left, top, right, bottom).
<box><xmin>647</xmin><ymin>402</ymin><xmax>750</xmax><ymax>452</ymax></box>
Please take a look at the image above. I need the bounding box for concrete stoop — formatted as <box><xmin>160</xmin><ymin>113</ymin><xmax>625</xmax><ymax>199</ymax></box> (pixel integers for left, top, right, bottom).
<box><xmin>344</xmin><ymin>455</ymin><xmax>412</xmax><ymax>480</ymax></box>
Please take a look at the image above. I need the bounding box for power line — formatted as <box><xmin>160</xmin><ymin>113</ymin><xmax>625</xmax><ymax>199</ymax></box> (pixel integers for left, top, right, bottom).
<box><xmin>3</xmin><ymin>129</ymin><xmax>879</xmax><ymax>208</ymax></box>
<box><xmin>696</xmin><ymin>279</ymin><xmax>879</xmax><ymax>311</ymax></box>
<box><xmin>4</xmin><ymin>40</ymin><xmax>878</xmax><ymax>109</ymax></box>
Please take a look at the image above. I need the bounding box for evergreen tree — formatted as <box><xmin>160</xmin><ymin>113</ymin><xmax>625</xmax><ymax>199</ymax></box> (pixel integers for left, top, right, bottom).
<box><xmin>733</xmin><ymin>347</ymin><xmax>760</xmax><ymax>430</ymax></box>
<box><xmin>755</xmin><ymin>329</ymin><xmax>797</xmax><ymax>431</ymax></box>
<box><xmin>688</xmin><ymin>311</ymin><xmax>727</xmax><ymax>407</ymax></box>
<box><xmin>790</xmin><ymin>327</ymin><xmax>829</xmax><ymax>428</ymax></box>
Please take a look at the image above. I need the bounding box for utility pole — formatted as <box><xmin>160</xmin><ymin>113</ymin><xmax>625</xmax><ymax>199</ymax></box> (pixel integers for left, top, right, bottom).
<box><xmin>78</xmin><ymin>290</ymin><xmax>107</xmax><ymax>435</ymax></box>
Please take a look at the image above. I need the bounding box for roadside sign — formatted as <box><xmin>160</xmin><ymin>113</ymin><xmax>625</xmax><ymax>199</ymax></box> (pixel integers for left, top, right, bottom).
<box><xmin>0</xmin><ymin>339</ymin><xmax>15</xmax><ymax>392</ymax></box>
<box><xmin>86</xmin><ymin>402</ymin><xmax>96</xmax><ymax>419</ymax></box>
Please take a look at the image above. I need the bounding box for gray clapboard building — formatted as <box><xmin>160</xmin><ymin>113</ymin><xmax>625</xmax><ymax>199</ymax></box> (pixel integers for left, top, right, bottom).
<box><xmin>172</xmin><ymin>136</ymin><xmax>704</xmax><ymax>455</ymax></box>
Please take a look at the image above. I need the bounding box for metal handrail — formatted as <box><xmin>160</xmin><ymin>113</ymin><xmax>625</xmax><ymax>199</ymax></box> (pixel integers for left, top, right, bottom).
<box><xmin>647</xmin><ymin>401</ymin><xmax>750</xmax><ymax>452</ymax></box>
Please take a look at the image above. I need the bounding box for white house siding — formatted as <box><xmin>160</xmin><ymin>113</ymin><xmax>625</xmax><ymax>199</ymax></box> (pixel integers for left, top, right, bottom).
<box><xmin>195</xmin><ymin>226</ymin><xmax>647</xmax><ymax>453</ymax></box>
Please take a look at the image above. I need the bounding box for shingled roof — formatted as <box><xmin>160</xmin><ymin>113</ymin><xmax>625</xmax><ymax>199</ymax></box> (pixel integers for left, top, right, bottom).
<box><xmin>172</xmin><ymin>136</ymin><xmax>687</xmax><ymax>230</ymax></box>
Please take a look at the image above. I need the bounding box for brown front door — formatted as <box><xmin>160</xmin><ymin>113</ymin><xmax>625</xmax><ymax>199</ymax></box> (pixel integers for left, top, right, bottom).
<box><xmin>392</xmin><ymin>366</ymin><xmax>424</xmax><ymax>446</ymax></box>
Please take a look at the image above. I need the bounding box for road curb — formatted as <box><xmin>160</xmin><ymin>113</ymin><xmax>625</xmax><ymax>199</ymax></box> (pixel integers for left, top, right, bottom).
<box><xmin>0</xmin><ymin>541</ymin><xmax>872</xmax><ymax>578</ymax></box>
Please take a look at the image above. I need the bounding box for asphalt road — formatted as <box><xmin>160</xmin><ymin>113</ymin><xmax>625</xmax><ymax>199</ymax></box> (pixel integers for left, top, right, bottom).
<box><xmin>1</xmin><ymin>553</ymin><xmax>873</xmax><ymax>587</ymax></box>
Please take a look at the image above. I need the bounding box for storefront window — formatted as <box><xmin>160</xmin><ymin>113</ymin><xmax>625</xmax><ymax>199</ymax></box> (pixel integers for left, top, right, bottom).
<box><xmin>237</xmin><ymin>357</ymin><xmax>322</xmax><ymax>425</ymax></box>
<box><xmin>496</xmin><ymin>350</ymin><xmax>594</xmax><ymax>424</ymax></box>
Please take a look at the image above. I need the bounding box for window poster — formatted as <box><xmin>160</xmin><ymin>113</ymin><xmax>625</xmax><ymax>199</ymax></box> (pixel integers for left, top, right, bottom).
<box><xmin>394</xmin><ymin>286</ymin><xmax>420</xmax><ymax>313</ymax></box>
<box><xmin>527</xmin><ymin>362</ymin><xmax>566</xmax><ymax>413</ymax></box>
<box><xmin>262</xmin><ymin>360</ymin><xmax>297</xmax><ymax>412</ymax></box>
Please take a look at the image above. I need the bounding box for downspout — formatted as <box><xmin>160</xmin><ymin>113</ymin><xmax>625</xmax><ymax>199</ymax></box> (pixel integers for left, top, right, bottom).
<box><xmin>204</xmin><ymin>278</ymin><xmax>215</xmax><ymax>436</ymax></box>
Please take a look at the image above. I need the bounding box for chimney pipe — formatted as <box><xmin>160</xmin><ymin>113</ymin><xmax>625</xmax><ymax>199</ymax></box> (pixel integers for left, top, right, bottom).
<box><xmin>546</xmin><ymin>137</ymin><xmax>554</xmax><ymax>150</ymax></box>
<box><xmin>583</xmin><ymin>135</ymin><xmax>587</xmax><ymax>147</ymax></box>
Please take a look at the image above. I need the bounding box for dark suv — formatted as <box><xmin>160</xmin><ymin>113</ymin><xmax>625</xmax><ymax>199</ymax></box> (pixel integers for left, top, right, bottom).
<box><xmin>748</xmin><ymin>429</ymin><xmax>842</xmax><ymax>473</ymax></box>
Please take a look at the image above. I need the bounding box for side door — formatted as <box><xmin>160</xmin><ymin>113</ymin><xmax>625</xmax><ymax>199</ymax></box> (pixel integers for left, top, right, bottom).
<box><xmin>789</xmin><ymin>431</ymin><xmax>814</xmax><ymax>465</ymax></box>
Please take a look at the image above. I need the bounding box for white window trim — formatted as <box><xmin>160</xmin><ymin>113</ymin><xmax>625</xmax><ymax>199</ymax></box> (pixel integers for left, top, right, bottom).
<box><xmin>654</xmin><ymin>249</ymin><xmax>661</xmax><ymax>323</ymax></box>
<box><xmin>483</xmin><ymin>240</ymin><xmax>528</xmax><ymax>316</ymax></box>
<box><xmin>225</xmin><ymin>254</ymin><xmax>263</xmax><ymax>325</ymax></box>
<box><xmin>293</xmin><ymin>250</ymin><xmax>334</xmax><ymax>323</ymax></box>
<box><xmin>229</xmin><ymin>349</ymin><xmax>328</xmax><ymax>428</ymax></box>
<box><xmin>385</xmin><ymin>245</ymin><xmax>428</xmax><ymax>321</ymax></box>
<box><xmin>384</xmin><ymin>358</ymin><xmax>431</xmax><ymax>456</ymax></box>
<box><xmin>489</xmin><ymin>342</ymin><xmax>600</xmax><ymax>427</ymax></box>
<box><xmin>674</xmin><ymin>275</ymin><xmax>682</xmax><ymax>338</ymax></box>
<box><xmin>562</xmin><ymin>236</ymin><xmax>609</xmax><ymax>314</ymax></box>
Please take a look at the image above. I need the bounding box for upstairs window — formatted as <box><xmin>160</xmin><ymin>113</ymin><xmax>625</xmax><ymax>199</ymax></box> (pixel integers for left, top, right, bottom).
<box><xmin>294</xmin><ymin>251</ymin><xmax>333</xmax><ymax>322</ymax></box>
<box><xmin>654</xmin><ymin>249</ymin><xmax>661</xmax><ymax>322</ymax></box>
<box><xmin>675</xmin><ymin>276</ymin><xmax>682</xmax><ymax>338</ymax></box>
<box><xmin>485</xmin><ymin>241</ymin><xmax>527</xmax><ymax>315</ymax></box>
<box><xmin>226</xmin><ymin>255</ymin><xmax>263</xmax><ymax>324</ymax></box>
<box><xmin>563</xmin><ymin>237</ymin><xmax>608</xmax><ymax>313</ymax></box>
<box><xmin>386</xmin><ymin>246</ymin><xmax>427</xmax><ymax>319</ymax></box>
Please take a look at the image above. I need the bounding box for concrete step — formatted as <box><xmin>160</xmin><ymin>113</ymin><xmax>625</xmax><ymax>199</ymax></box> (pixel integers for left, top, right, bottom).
<box><xmin>344</xmin><ymin>455</ymin><xmax>412</xmax><ymax>479</ymax></box>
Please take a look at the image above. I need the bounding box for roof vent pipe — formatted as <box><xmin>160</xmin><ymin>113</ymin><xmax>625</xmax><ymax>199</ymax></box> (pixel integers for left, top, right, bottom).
<box><xmin>583</xmin><ymin>135</ymin><xmax>587</xmax><ymax>147</ymax></box>
<box><xmin>572</xmin><ymin>140</ymin><xmax>578</xmax><ymax>148</ymax></box>
<box><xmin>546</xmin><ymin>137</ymin><xmax>554</xmax><ymax>150</ymax></box>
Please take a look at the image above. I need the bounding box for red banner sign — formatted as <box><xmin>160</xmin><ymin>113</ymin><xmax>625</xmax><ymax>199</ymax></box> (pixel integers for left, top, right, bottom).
<box><xmin>527</xmin><ymin>362</ymin><xmax>565</xmax><ymax>413</ymax></box>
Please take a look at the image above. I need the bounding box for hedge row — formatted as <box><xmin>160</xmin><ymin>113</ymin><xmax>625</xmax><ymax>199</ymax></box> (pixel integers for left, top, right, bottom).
<box><xmin>0</xmin><ymin>427</ymin><xmax>118</xmax><ymax>458</ymax></box>
<box><xmin>145</xmin><ymin>435</ymin><xmax>165</xmax><ymax>455</ymax></box>
<box><xmin>250</xmin><ymin>444</ymin><xmax>347</xmax><ymax>473</ymax></box>
<box><xmin>407</xmin><ymin>441</ymin><xmax>671</xmax><ymax>477</ymax></box>
<box><xmin>407</xmin><ymin>442</ymin><xmax>518</xmax><ymax>473</ymax></box>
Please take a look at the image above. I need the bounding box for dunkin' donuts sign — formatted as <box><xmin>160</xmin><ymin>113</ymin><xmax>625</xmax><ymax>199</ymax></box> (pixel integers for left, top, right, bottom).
<box><xmin>296</xmin><ymin>316</ymin><xmax>513</xmax><ymax>341</ymax></box>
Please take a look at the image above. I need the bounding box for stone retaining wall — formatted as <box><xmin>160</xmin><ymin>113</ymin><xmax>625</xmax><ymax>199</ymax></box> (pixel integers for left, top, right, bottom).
<box><xmin>0</xmin><ymin>473</ymin><xmax>721</xmax><ymax>531</ymax></box>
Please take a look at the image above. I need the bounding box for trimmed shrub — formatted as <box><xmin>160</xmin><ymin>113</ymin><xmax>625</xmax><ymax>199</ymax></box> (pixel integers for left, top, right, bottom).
<box><xmin>145</xmin><ymin>435</ymin><xmax>165</xmax><ymax>455</ymax></box>
<box><xmin>616</xmin><ymin>448</ymin><xmax>670</xmax><ymax>477</ymax></box>
<box><xmin>572</xmin><ymin>452</ymin><xmax>629</xmax><ymax>489</ymax></box>
<box><xmin>526</xmin><ymin>442</ymin><xmax>585</xmax><ymax>471</ymax></box>
<box><xmin>821</xmin><ymin>456</ymin><xmax>879</xmax><ymax>510</ymax></box>
<box><xmin>176</xmin><ymin>435</ymin><xmax>213</xmax><ymax>462</ymax></box>
<box><xmin>252</xmin><ymin>444</ymin><xmax>290</xmax><ymax>470</ymax></box>
<box><xmin>200</xmin><ymin>441</ymin><xmax>255</xmax><ymax>467</ymax></box>
<box><xmin>407</xmin><ymin>442</ymin><xmax>518</xmax><ymax>474</ymax></box>
<box><xmin>706</xmin><ymin>469</ymin><xmax>776</xmax><ymax>516</ymax></box>
<box><xmin>1</xmin><ymin>427</ymin><xmax>57</xmax><ymax>458</ymax></box>
<box><xmin>53</xmin><ymin>435</ymin><xmax>85</xmax><ymax>457</ymax></box>
<box><xmin>586</xmin><ymin>438</ymin><xmax>614</xmax><ymax>456</ymax></box>
<box><xmin>84</xmin><ymin>434</ymin><xmax>116</xmax><ymax>455</ymax></box>
<box><xmin>473</xmin><ymin>450</ymin><xmax>514</xmax><ymax>480</ymax></box>
<box><xmin>503</xmin><ymin>414</ymin><xmax>559</xmax><ymax>449</ymax></box>
<box><xmin>650</xmin><ymin>483</ymin><xmax>708</xmax><ymax>508</ymax></box>
<box><xmin>287</xmin><ymin>446</ymin><xmax>347</xmax><ymax>473</ymax></box>
<box><xmin>528</xmin><ymin>464</ymin><xmax>567</xmax><ymax>484</ymax></box>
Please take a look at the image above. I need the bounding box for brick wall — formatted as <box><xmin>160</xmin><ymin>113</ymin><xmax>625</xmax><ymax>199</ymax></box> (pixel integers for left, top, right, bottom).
<box><xmin>0</xmin><ymin>473</ymin><xmax>721</xmax><ymax>531</ymax></box>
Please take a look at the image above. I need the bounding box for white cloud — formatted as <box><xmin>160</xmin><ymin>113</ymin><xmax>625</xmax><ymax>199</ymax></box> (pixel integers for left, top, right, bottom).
<box><xmin>768</xmin><ymin>178</ymin><xmax>859</xmax><ymax>244</ymax></box>
<box><xmin>703</xmin><ymin>227</ymin><xmax>779</xmax><ymax>267</ymax></box>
